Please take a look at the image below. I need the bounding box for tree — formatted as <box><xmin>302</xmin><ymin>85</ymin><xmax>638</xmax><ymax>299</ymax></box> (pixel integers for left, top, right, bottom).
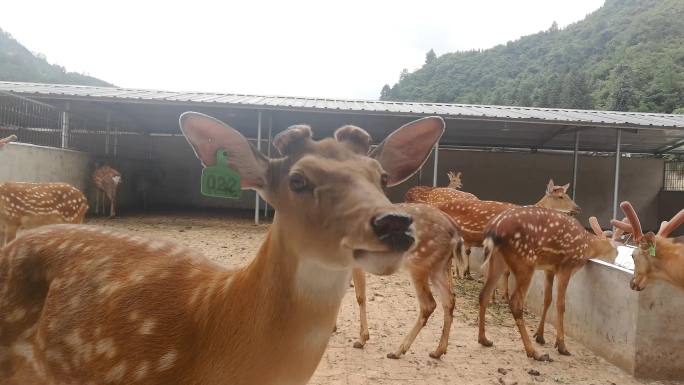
<box><xmin>609</xmin><ymin>66</ymin><xmax>639</xmax><ymax>111</ymax></box>
<box><xmin>559</xmin><ymin>71</ymin><xmax>593</xmax><ymax>109</ymax></box>
<box><xmin>399</xmin><ymin>69</ymin><xmax>409</xmax><ymax>81</ymax></box>
<box><xmin>548</xmin><ymin>21</ymin><xmax>559</xmax><ymax>33</ymax></box>
<box><xmin>380</xmin><ymin>84</ymin><xmax>391</xmax><ymax>100</ymax></box>
<box><xmin>425</xmin><ymin>49</ymin><xmax>437</xmax><ymax>65</ymax></box>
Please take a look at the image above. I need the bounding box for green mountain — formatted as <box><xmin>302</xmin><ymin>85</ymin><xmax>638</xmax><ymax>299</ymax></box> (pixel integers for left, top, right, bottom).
<box><xmin>382</xmin><ymin>0</ymin><xmax>684</xmax><ymax>114</ymax></box>
<box><xmin>0</xmin><ymin>28</ymin><xmax>111</xmax><ymax>87</ymax></box>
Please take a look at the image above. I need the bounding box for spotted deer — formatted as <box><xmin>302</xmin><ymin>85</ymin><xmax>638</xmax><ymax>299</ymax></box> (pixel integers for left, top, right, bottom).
<box><xmin>0</xmin><ymin>134</ymin><xmax>17</xmax><ymax>149</ymax></box>
<box><xmin>437</xmin><ymin>179</ymin><xmax>580</xmax><ymax>281</ymax></box>
<box><xmin>0</xmin><ymin>112</ymin><xmax>444</xmax><ymax>385</ymax></box>
<box><xmin>351</xmin><ymin>202</ymin><xmax>464</xmax><ymax>359</ymax></box>
<box><xmin>0</xmin><ymin>182</ymin><xmax>88</xmax><ymax>246</ymax></box>
<box><xmin>92</xmin><ymin>164</ymin><xmax>122</xmax><ymax>217</ymax></box>
<box><xmin>612</xmin><ymin>201</ymin><xmax>684</xmax><ymax>291</ymax></box>
<box><xmin>404</xmin><ymin>171</ymin><xmax>473</xmax><ymax>203</ymax></box>
<box><xmin>478</xmin><ymin>207</ymin><xmax>619</xmax><ymax>361</ymax></box>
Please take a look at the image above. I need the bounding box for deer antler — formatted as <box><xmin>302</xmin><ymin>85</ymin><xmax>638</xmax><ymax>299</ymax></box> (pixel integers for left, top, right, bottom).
<box><xmin>612</xmin><ymin>217</ymin><xmax>627</xmax><ymax>240</ymax></box>
<box><xmin>588</xmin><ymin>216</ymin><xmax>604</xmax><ymax>236</ymax></box>
<box><xmin>657</xmin><ymin>208</ymin><xmax>684</xmax><ymax>238</ymax></box>
<box><xmin>612</xmin><ymin>201</ymin><xmax>643</xmax><ymax>241</ymax></box>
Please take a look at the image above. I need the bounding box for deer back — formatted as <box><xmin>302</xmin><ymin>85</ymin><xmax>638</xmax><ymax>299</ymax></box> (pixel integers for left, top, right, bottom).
<box><xmin>427</xmin><ymin>187</ymin><xmax>478</xmax><ymax>204</ymax></box>
<box><xmin>0</xmin><ymin>182</ymin><xmax>88</xmax><ymax>226</ymax></box>
<box><xmin>404</xmin><ymin>186</ymin><xmax>433</xmax><ymax>203</ymax></box>
<box><xmin>436</xmin><ymin>199</ymin><xmax>516</xmax><ymax>245</ymax></box>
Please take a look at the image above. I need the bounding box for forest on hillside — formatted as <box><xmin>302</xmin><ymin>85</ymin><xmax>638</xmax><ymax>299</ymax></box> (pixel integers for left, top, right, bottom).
<box><xmin>381</xmin><ymin>0</ymin><xmax>684</xmax><ymax>114</ymax></box>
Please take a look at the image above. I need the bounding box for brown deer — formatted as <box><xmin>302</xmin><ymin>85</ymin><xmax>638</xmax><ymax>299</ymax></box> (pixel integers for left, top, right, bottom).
<box><xmin>0</xmin><ymin>112</ymin><xmax>443</xmax><ymax>385</ymax></box>
<box><xmin>93</xmin><ymin>164</ymin><xmax>122</xmax><ymax>217</ymax></box>
<box><xmin>0</xmin><ymin>182</ymin><xmax>88</xmax><ymax>246</ymax></box>
<box><xmin>0</xmin><ymin>134</ymin><xmax>17</xmax><ymax>149</ymax></box>
<box><xmin>478</xmin><ymin>207</ymin><xmax>619</xmax><ymax>361</ymax></box>
<box><xmin>351</xmin><ymin>202</ymin><xmax>464</xmax><ymax>359</ymax></box>
<box><xmin>405</xmin><ymin>170</ymin><xmax>470</xmax><ymax>203</ymax></box>
<box><xmin>437</xmin><ymin>179</ymin><xmax>580</xmax><ymax>281</ymax></box>
<box><xmin>612</xmin><ymin>201</ymin><xmax>684</xmax><ymax>291</ymax></box>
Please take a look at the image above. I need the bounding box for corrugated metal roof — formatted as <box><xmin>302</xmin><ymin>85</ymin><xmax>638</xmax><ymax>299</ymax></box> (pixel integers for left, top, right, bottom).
<box><xmin>1</xmin><ymin>81</ymin><xmax>683</xmax><ymax>130</ymax></box>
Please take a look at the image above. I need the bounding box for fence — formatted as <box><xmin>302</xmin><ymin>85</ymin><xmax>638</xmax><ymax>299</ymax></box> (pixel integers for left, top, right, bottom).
<box><xmin>0</xmin><ymin>91</ymin><xmax>148</xmax><ymax>159</ymax></box>
<box><xmin>663</xmin><ymin>161</ymin><xmax>684</xmax><ymax>191</ymax></box>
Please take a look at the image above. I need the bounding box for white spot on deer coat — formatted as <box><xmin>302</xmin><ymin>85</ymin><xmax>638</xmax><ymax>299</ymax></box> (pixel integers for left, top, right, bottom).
<box><xmin>157</xmin><ymin>350</ymin><xmax>177</xmax><ymax>371</ymax></box>
<box><xmin>5</xmin><ymin>308</ymin><xmax>26</xmax><ymax>322</ymax></box>
<box><xmin>106</xmin><ymin>361</ymin><xmax>127</xmax><ymax>383</ymax></box>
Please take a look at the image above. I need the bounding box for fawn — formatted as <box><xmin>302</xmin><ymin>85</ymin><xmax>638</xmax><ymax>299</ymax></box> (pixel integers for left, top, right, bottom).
<box><xmin>404</xmin><ymin>171</ymin><xmax>474</xmax><ymax>203</ymax></box>
<box><xmin>0</xmin><ymin>113</ymin><xmax>443</xmax><ymax>385</ymax></box>
<box><xmin>92</xmin><ymin>164</ymin><xmax>122</xmax><ymax>217</ymax></box>
<box><xmin>351</xmin><ymin>202</ymin><xmax>464</xmax><ymax>359</ymax></box>
<box><xmin>478</xmin><ymin>207</ymin><xmax>618</xmax><ymax>361</ymax></box>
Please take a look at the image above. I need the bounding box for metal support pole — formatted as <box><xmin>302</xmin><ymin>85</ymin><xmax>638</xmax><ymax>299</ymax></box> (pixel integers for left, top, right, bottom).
<box><xmin>612</xmin><ymin>129</ymin><xmax>622</xmax><ymax>220</ymax></box>
<box><xmin>432</xmin><ymin>142</ymin><xmax>439</xmax><ymax>187</ymax></box>
<box><xmin>572</xmin><ymin>130</ymin><xmax>580</xmax><ymax>200</ymax></box>
<box><xmin>254</xmin><ymin>111</ymin><xmax>262</xmax><ymax>225</ymax></box>
<box><xmin>263</xmin><ymin>115</ymin><xmax>272</xmax><ymax>218</ymax></box>
<box><xmin>105</xmin><ymin>112</ymin><xmax>111</xmax><ymax>155</ymax></box>
<box><xmin>113</xmin><ymin>124</ymin><xmax>119</xmax><ymax>157</ymax></box>
<box><xmin>60</xmin><ymin>102</ymin><xmax>70</xmax><ymax>149</ymax></box>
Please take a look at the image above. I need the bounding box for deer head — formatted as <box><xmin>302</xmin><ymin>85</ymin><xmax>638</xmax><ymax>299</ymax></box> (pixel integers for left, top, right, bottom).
<box><xmin>446</xmin><ymin>171</ymin><xmax>463</xmax><ymax>189</ymax></box>
<box><xmin>587</xmin><ymin>216</ymin><xmax>622</xmax><ymax>262</ymax></box>
<box><xmin>612</xmin><ymin>201</ymin><xmax>684</xmax><ymax>291</ymax></box>
<box><xmin>180</xmin><ymin>112</ymin><xmax>444</xmax><ymax>275</ymax></box>
<box><xmin>0</xmin><ymin>134</ymin><xmax>17</xmax><ymax>150</ymax></box>
<box><xmin>536</xmin><ymin>178</ymin><xmax>580</xmax><ymax>216</ymax></box>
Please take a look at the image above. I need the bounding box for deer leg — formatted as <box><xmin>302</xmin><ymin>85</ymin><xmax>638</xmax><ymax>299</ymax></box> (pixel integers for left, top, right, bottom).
<box><xmin>108</xmin><ymin>192</ymin><xmax>116</xmax><ymax>218</ymax></box>
<box><xmin>554</xmin><ymin>270</ymin><xmax>572</xmax><ymax>356</ymax></box>
<box><xmin>534</xmin><ymin>270</ymin><xmax>555</xmax><ymax>345</ymax></box>
<box><xmin>3</xmin><ymin>225</ymin><xmax>18</xmax><ymax>245</ymax></box>
<box><xmin>429</xmin><ymin>259</ymin><xmax>455</xmax><ymax>359</ymax></box>
<box><xmin>502</xmin><ymin>268</ymin><xmax>511</xmax><ymax>301</ymax></box>
<box><xmin>464</xmin><ymin>246</ymin><xmax>473</xmax><ymax>280</ymax></box>
<box><xmin>95</xmin><ymin>190</ymin><xmax>100</xmax><ymax>215</ymax></box>
<box><xmin>509</xmin><ymin>269</ymin><xmax>549</xmax><ymax>361</ymax></box>
<box><xmin>478</xmin><ymin>250</ymin><xmax>507</xmax><ymax>347</ymax></box>
<box><xmin>388</xmin><ymin>269</ymin><xmax>435</xmax><ymax>359</ymax></box>
<box><xmin>351</xmin><ymin>268</ymin><xmax>370</xmax><ymax>349</ymax></box>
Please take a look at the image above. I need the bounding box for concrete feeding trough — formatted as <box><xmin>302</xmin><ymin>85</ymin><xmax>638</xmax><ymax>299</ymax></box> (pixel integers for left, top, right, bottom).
<box><xmin>470</xmin><ymin>247</ymin><xmax>684</xmax><ymax>381</ymax></box>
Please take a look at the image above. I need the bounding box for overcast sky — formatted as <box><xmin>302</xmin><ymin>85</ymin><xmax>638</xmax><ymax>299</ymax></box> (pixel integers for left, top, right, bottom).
<box><xmin>1</xmin><ymin>0</ymin><xmax>604</xmax><ymax>100</ymax></box>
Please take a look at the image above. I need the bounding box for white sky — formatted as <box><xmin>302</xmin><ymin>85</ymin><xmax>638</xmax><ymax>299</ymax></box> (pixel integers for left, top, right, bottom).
<box><xmin>1</xmin><ymin>0</ymin><xmax>604</xmax><ymax>100</ymax></box>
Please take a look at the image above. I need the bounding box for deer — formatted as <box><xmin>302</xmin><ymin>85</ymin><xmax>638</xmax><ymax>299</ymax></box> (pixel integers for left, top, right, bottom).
<box><xmin>0</xmin><ymin>134</ymin><xmax>18</xmax><ymax>149</ymax></box>
<box><xmin>612</xmin><ymin>201</ymin><xmax>684</xmax><ymax>292</ymax></box>
<box><xmin>437</xmin><ymin>179</ymin><xmax>580</xmax><ymax>282</ymax></box>
<box><xmin>404</xmin><ymin>171</ymin><xmax>474</xmax><ymax>203</ymax></box>
<box><xmin>477</xmin><ymin>207</ymin><xmax>619</xmax><ymax>361</ymax></box>
<box><xmin>0</xmin><ymin>182</ymin><xmax>88</xmax><ymax>246</ymax></box>
<box><xmin>0</xmin><ymin>112</ymin><xmax>444</xmax><ymax>385</ymax></box>
<box><xmin>351</xmin><ymin>202</ymin><xmax>465</xmax><ymax>359</ymax></box>
<box><xmin>92</xmin><ymin>164</ymin><xmax>122</xmax><ymax>217</ymax></box>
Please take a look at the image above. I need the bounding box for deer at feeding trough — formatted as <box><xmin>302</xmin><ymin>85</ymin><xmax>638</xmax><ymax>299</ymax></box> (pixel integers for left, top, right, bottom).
<box><xmin>478</xmin><ymin>207</ymin><xmax>619</xmax><ymax>361</ymax></box>
<box><xmin>351</xmin><ymin>202</ymin><xmax>464</xmax><ymax>359</ymax></box>
<box><xmin>0</xmin><ymin>134</ymin><xmax>17</xmax><ymax>149</ymax></box>
<box><xmin>405</xmin><ymin>171</ymin><xmax>476</xmax><ymax>203</ymax></box>
<box><xmin>92</xmin><ymin>164</ymin><xmax>122</xmax><ymax>217</ymax></box>
<box><xmin>437</xmin><ymin>179</ymin><xmax>580</xmax><ymax>281</ymax></box>
<box><xmin>0</xmin><ymin>182</ymin><xmax>88</xmax><ymax>246</ymax></box>
<box><xmin>612</xmin><ymin>201</ymin><xmax>684</xmax><ymax>292</ymax></box>
<box><xmin>0</xmin><ymin>113</ymin><xmax>443</xmax><ymax>385</ymax></box>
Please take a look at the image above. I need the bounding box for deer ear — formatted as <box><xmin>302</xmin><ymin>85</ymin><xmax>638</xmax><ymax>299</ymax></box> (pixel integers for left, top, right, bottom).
<box><xmin>334</xmin><ymin>125</ymin><xmax>372</xmax><ymax>155</ymax></box>
<box><xmin>546</xmin><ymin>179</ymin><xmax>555</xmax><ymax>194</ymax></box>
<box><xmin>180</xmin><ymin>112</ymin><xmax>268</xmax><ymax>190</ymax></box>
<box><xmin>273</xmin><ymin>125</ymin><xmax>313</xmax><ymax>156</ymax></box>
<box><xmin>561</xmin><ymin>183</ymin><xmax>570</xmax><ymax>193</ymax></box>
<box><xmin>369</xmin><ymin>116</ymin><xmax>444</xmax><ymax>187</ymax></box>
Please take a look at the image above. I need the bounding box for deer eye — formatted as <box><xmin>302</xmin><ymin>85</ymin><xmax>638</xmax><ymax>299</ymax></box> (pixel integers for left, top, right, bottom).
<box><xmin>380</xmin><ymin>173</ymin><xmax>389</xmax><ymax>188</ymax></box>
<box><xmin>289</xmin><ymin>173</ymin><xmax>309</xmax><ymax>193</ymax></box>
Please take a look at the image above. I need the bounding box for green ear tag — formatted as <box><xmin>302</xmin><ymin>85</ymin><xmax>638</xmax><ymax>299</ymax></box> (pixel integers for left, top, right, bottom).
<box><xmin>200</xmin><ymin>150</ymin><xmax>241</xmax><ymax>199</ymax></box>
<box><xmin>648</xmin><ymin>242</ymin><xmax>656</xmax><ymax>257</ymax></box>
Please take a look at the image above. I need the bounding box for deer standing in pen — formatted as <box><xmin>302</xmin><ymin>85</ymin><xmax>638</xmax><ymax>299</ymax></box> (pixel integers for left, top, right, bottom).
<box><xmin>0</xmin><ymin>112</ymin><xmax>443</xmax><ymax>385</ymax></box>
<box><xmin>437</xmin><ymin>179</ymin><xmax>580</xmax><ymax>282</ymax></box>
<box><xmin>351</xmin><ymin>202</ymin><xmax>465</xmax><ymax>359</ymax></box>
<box><xmin>0</xmin><ymin>182</ymin><xmax>88</xmax><ymax>246</ymax></box>
<box><xmin>0</xmin><ymin>134</ymin><xmax>17</xmax><ymax>149</ymax></box>
<box><xmin>93</xmin><ymin>164</ymin><xmax>122</xmax><ymax>217</ymax></box>
<box><xmin>612</xmin><ymin>201</ymin><xmax>684</xmax><ymax>292</ymax></box>
<box><xmin>478</xmin><ymin>207</ymin><xmax>619</xmax><ymax>361</ymax></box>
<box><xmin>405</xmin><ymin>171</ymin><xmax>476</xmax><ymax>203</ymax></box>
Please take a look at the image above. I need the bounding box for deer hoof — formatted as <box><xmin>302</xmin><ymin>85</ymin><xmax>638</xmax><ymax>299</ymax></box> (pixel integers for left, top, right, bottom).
<box><xmin>556</xmin><ymin>342</ymin><xmax>571</xmax><ymax>356</ymax></box>
<box><xmin>534</xmin><ymin>333</ymin><xmax>546</xmax><ymax>345</ymax></box>
<box><xmin>332</xmin><ymin>324</ymin><xmax>337</xmax><ymax>333</ymax></box>
<box><xmin>534</xmin><ymin>353</ymin><xmax>551</xmax><ymax>362</ymax></box>
<box><xmin>353</xmin><ymin>341</ymin><xmax>365</xmax><ymax>349</ymax></box>
<box><xmin>429</xmin><ymin>351</ymin><xmax>444</xmax><ymax>359</ymax></box>
<box><xmin>386</xmin><ymin>352</ymin><xmax>401</xmax><ymax>359</ymax></box>
<box><xmin>478</xmin><ymin>337</ymin><xmax>494</xmax><ymax>347</ymax></box>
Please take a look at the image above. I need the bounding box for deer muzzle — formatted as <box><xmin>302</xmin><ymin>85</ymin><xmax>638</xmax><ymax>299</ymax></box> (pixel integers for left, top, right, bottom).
<box><xmin>370</xmin><ymin>212</ymin><xmax>415</xmax><ymax>252</ymax></box>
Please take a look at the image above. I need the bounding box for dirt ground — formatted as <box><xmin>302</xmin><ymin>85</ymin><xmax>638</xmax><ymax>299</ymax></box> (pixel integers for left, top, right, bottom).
<box><xmin>88</xmin><ymin>212</ymin><xmax>677</xmax><ymax>385</ymax></box>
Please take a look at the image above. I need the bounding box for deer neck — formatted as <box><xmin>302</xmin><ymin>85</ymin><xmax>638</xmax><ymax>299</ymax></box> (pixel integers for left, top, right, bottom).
<box><xmin>585</xmin><ymin>233</ymin><xmax>616</xmax><ymax>263</ymax></box>
<box><xmin>196</xmin><ymin>213</ymin><xmax>350</xmax><ymax>383</ymax></box>
<box><xmin>652</xmin><ymin>237</ymin><xmax>684</xmax><ymax>288</ymax></box>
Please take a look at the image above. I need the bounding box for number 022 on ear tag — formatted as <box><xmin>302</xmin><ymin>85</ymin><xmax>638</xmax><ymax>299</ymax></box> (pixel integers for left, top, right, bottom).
<box><xmin>201</xmin><ymin>150</ymin><xmax>241</xmax><ymax>199</ymax></box>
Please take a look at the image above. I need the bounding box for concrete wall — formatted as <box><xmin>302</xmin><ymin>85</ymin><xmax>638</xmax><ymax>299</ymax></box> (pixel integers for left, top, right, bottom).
<box><xmin>469</xmin><ymin>250</ymin><xmax>684</xmax><ymax>380</ymax></box>
<box><xmin>388</xmin><ymin>149</ymin><xmax>665</xmax><ymax>230</ymax></box>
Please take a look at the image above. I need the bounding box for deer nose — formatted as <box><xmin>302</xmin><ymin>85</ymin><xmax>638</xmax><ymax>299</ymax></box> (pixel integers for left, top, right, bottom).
<box><xmin>371</xmin><ymin>212</ymin><xmax>414</xmax><ymax>252</ymax></box>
